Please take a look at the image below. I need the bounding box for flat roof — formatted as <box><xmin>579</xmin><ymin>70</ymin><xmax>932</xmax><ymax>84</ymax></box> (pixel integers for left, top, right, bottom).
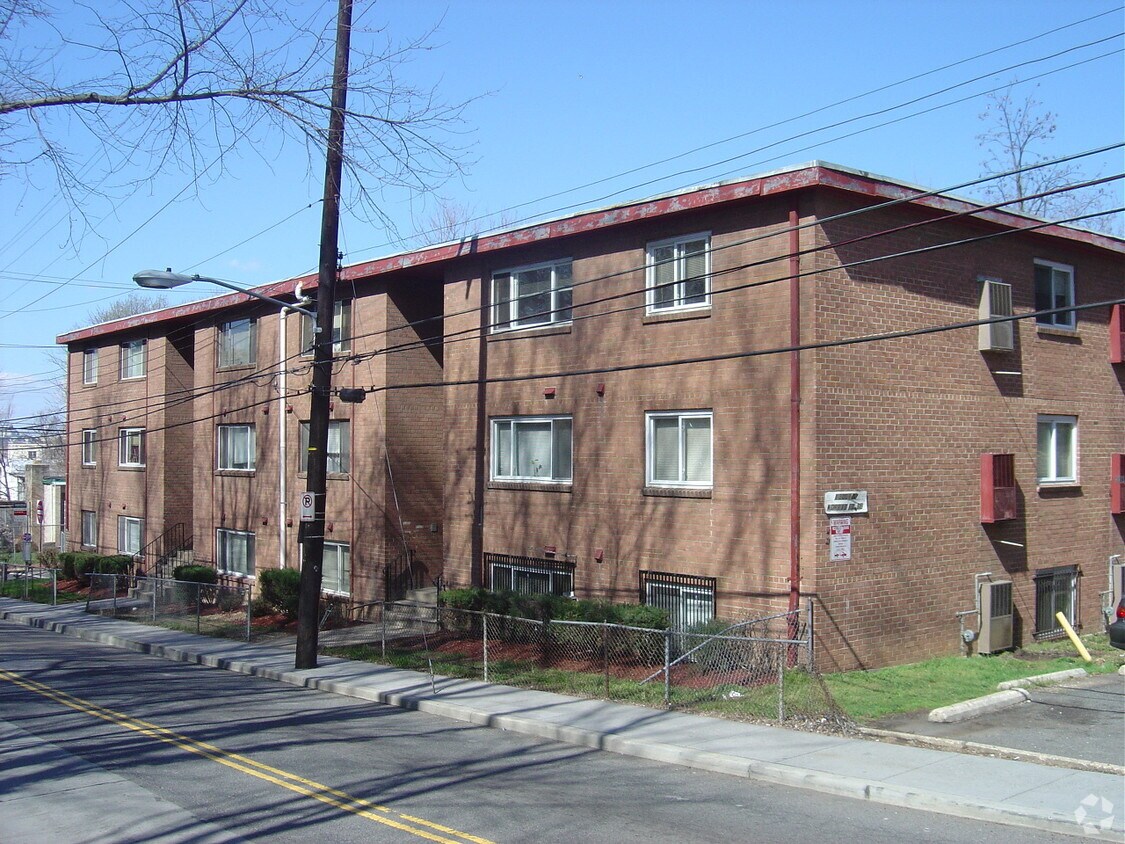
<box><xmin>58</xmin><ymin>160</ymin><xmax>1124</xmax><ymax>345</ymax></box>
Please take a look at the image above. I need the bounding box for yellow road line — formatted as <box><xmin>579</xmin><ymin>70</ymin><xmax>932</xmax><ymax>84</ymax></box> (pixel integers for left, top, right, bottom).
<box><xmin>0</xmin><ymin>669</ymin><xmax>496</xmax><ymax>844</ymax></box>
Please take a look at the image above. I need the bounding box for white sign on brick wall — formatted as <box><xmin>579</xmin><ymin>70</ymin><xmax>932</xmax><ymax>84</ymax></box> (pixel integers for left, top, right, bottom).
<box><xmin>829</xmin><ymin>517</ymin><xmax>852</xmax><ymax>561</ymax></box>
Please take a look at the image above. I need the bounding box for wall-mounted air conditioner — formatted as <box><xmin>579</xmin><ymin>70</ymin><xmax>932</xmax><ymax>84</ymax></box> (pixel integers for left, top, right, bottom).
<box><xmin>978</xmin><ymin>578</ymin><xmax>1014</xmax><ymax>654</ymax></box>
<box><xmin>981</xmin><ymin>453</ymin><xmax>1017</xmax><ymax>523</ymax></box>
<box><xmin>978</xmin><ymin>279</ymin><xmax>1014</xmax><ymax>352</ymax></box>
<box><xmin>1112</xmin><ymin>453</ymin><xmax>1124</xmax><ymax>516</ymax></box>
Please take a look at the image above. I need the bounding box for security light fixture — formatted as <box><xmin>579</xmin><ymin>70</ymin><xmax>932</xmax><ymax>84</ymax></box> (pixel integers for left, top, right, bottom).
<box><xmin>133</xmin><ymin>269</ymin><xmax>315</xmax><ymax>319</ymax></box>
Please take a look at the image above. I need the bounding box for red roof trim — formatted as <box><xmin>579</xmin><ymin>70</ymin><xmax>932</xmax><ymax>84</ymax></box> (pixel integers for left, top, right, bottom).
<box><xmin>57</xmin><ymin>163</ymin><xmax>1123</xmax><ymax>345</ymax></box>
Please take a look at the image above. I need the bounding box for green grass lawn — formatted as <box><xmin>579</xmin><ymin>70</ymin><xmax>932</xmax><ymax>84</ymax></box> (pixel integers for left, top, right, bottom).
<box><xmin>822</xmin><ymin>638</ymin><xmax>1123</xmax><ymax>722</ymax></box>
<box><xmin>0</xmin><ymin>579</ymin><xmax>85</xmax><ymax>604</ymax></box>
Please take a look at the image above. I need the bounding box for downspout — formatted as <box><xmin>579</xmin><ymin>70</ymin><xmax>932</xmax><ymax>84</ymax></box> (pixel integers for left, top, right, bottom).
<box><xmin>278</xmin><ymin>309</ymin><xmax>288</xmax><ymax>569</ymax></box>
<box><xmin>788</xmin><ymin>203</ymin><xmax>801</xmax><ymax>620</ymax></box>
<box><xmin>64</xmin><ymin>350</ymin><xmax>71</xmax><ymax>551</ymax></box>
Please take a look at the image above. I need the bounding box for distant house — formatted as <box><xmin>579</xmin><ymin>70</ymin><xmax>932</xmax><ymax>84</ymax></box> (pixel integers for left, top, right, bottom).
<box><xmin>58</xmin><ymin>162</ymin><xmax>1125</xmax><ymax>670</ymax></box>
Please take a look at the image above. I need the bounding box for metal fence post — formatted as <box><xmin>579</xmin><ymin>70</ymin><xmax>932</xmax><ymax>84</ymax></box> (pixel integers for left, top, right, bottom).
<box><xmin>381</xmin><ymin>604</ymin><xmax>387</xmax><ymax>659</ymax></box>
<box><xmin>664</xmin><ymin>628</ymin><xmax>672</xmax><ymax>705</ymax></box>
<box><xmin>152</xmin><ymin>581</ymin><xmax>157</xmax><ymax>622</ymax></box>
<box><xmin>112</xmin><ymin>574</ymin><xmax>118</xmax><ymax>614</ymax></box>
<box><xmin>806</xmin><ymin>597</ymin><xmax>814</xmax><ymax>671</ymax></box>
<box><xmin>195</xmin><ymin>582</ymin><xmax>201</xmax><ymax>634</ymax></box>
<box><xmin>777</xmin><ymin>647</ymin><xmax>785</xmax><ymax>723</ymax></box>
<box><xmin>602</xmin><ymin>623</ymin><xmax>609</xmax><ymax>698</ymax></box>
<box><xmin>482</xmin><ymin>612</ymin><xmax>489</xmax><ymax>683</ymax></box>
<box><xmin>51</xmin><ymin>569</ymin><xmax>57</xmax><ymax>605</ymax></box>
<box><xmin>245</xmin><ymin>585</ymin><xmax>252</xmax><ymax>642</ymax></box>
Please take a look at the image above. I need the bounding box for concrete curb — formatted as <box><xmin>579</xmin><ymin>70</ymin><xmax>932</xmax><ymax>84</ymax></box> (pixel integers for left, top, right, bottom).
<box><xmin>929</xmin><ymin>689</ymin><xmax>1029</xmax><ymax>723</ymax></box>
<box><xmin>3</xmin><ymin>603</ymin><xmax>1122</xmax><ymax>843</ymax></box>
<box><xmin>998</xmin><ymin>668</ymin><xmax>1089</xmax><ymax>690</ymax></box>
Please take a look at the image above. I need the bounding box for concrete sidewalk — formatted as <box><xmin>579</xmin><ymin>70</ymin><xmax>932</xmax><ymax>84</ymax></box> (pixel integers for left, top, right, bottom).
<box><xmin>2</xmin><ymin>598</ymin><xmax>1122</xmax><ymax>841</ymax></box>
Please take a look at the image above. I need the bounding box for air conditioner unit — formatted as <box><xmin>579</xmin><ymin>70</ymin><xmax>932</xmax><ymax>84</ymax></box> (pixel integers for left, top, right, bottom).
<box><xmin>1112</xmin><ymin>453</ymin><xmax>1124</xmax><ymax>515</ymax></box>
<box><xmin>978</xmin><ymin>579</ymin><xmax>1014</xmax><ymax>654</ymax></box>
<box><xmin>978</xmin><ymin>279</ymin><xmax>1014</xmax><ymax>352</ymax></box>
<box><xmin>981</xmin><ymin>453</ymin><xmax>1017</xmax><ymax>523</ymax></box>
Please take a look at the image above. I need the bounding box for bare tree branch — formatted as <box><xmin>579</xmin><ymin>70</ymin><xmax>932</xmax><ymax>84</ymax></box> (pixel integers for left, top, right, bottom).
<box><xmin>0</xmin><ymin>0</ymin><xmax>473</xmax><ymax>240</ymax></box>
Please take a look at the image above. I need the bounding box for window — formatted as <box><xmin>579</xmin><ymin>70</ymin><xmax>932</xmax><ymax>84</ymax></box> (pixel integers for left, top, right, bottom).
<box><xmin>491</xmin><ymin>416</ymin><xmax>573</xmax><ymax>483</ymax></box>
<box><xmin>322</xmin><ymin>542</ymin><xmax>351</xmax><ymax>594</ymax></box>
<box><xmin>81</xmin><ymin>430</ymin><xmax>97</xmax><ymax>466</ymax></box>
<box><xmin>217</xmin><ymin>424</ymin><xmax>256</xmax><ymax>471</ymax></box>
<box><xmin>118</xmin><ymin>428</ymin><xmax>146</xmax><ymax>467</ymax></box>
<box><xmin>487</xmin><ymin>553</ymin><xmax>575</xmax><ymax>596</ymax></box>
<box><xmin>299</xmin><ymin>420</ymin><xmax>351</xmax><ymax>473</ymax></box>
<box><xmin>492</xmin><ymin>260</ymin><xmax>573</xmax><ymax>331</ymax></box>
<box><xmin>218</xmin><ymin>318</ymin><xmax>257</xmax><ymax>368</ymax></box>
<box><xmin>647</xmin><ymin>233</ymin><xmax>710</xmax><ymax>313</ymax></box>
<box><xmin>82</xmin><ymin>349</ymin><xmax>98</xmax><ymax>385</ymax></box>
<box><xmin>26</xmin><ymin>450</ymin><xmax>36</xmax><ymax>459</ymax></box>
<box><xmin>641</xmin><ymin>571</ymin><xmax>716</xmax><ymax>632</ymax></box>
<box><xmin>1037</xmin><ymin>415</ymin><xmax>1077</xmax><ymax>484</ymax></box>
<box><xmin>120</xmin><ymin>339</ymin><xmax>146</xmax><ymax>379</ymax></box>
<box><xmin>1034</xmin><ymin>260</ymin><xmax>1075</xmax><ymax>329</ymax></box>
<box><xmin>117</xmin><ymin>516</ymin><xmax>142</xmax><ymax>555</ymax></box>
<box><xmin>217</xmin><ymin>529</ymin><xmax>255</xmax><ymax>576</ymax></box>
<box><xmin>81</xmin><ymin>511</ymin><xmax>97</xmax><ymax>549</ymax></box>
<box><xmin>1034</xmin><ymin>565</ymin><xmax>1077</xmax><ymax>638</ymax></box>
<box><xmin>646</xmin><ymin>411</ymin><xmax>712</xmax><ymax>487</ymax></box>
<box><xmin>300</xmin><ymin>300</ymin><xmax>352</xmax><ymax>356</ymax></box>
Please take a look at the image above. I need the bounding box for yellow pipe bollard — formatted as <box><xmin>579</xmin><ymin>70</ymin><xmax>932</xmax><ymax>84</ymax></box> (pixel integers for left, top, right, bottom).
<box><xmin>1055</xmin><ymin>611</ymin><xmax>1092</xmax><ymax>662</ymax></box>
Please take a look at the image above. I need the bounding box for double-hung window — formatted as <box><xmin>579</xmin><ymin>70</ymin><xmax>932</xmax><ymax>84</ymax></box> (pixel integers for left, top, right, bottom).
<box><xmin>120</xmin><ymin>339</ymin><xmax>145</xmax><ymax>379</ymax></box>
<box><xmin>646</xmin><ymin>411</ymin><xmax>712</xmax><ymax>487</ymax></box>
<box><xmin>647</xmin><ymin>234</ymin><xmax>710</xmax><ymax>313</ymax></box>
<box><xmin>1034</xmin><ymin>260</ymin><xmax>1075</xmax><ymax>329</ymax></box>
<box><xmin>1036</xmin><ymin>415</ymin><xmax>1077</xmax><ymax>484</ymax></box>
<box><xmin>81</xmin><ymin>430</ymin><xmax>97</xmax><ymax>466</ymax></box>
<box><xmin>218</xmin><ymin>318</ymin><xmax>256</xmax><ymax>368</ymax></box>
<box><xmin>216</xmin><ymin>529</ymin><xmax>255</xmax><ymax>576</ymax></box>
<box><xmin>217</xmin><ymin>424</ymin><xmax>256</xmax><ymax>471</ymax></box>
<box><xmin>117</xmin><ymin>516</ymin><xmax>143</xmax><ymax>555</ymax></box>
<box><xmin>82</xmin><ymin>349</ymin><xmax>98</xmax><ymax>385</ymax></box>
<box><xmin>491</xmin><ymin>416</ymin><xmax>573</xmax><ymax>483</ymax></box>
<box><xmin>299</xmin><ymin>420</ymin><xmax>350</xmax><ymax>473</ymax></box>
<box><xmin>118</xmin><ymin>428</ymin><xmax>145</xmax><ymax>467</ymax></box>
<box><xmin>81</xmin><ymin>510</ymin><xmax>97</xmax><ymax>549</ymax></box>
<box><xmin>301</xmin><ymin>300</ymin><xmax>352</xmax><ymax>356</ymax></box>
<box><xmin>492</xmin><ymin>260</ymin><xmax>573</xmax><ymax>331</ymax></box>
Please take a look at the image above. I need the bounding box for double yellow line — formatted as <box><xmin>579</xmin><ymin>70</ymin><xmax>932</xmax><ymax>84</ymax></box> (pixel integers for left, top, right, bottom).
<box><xmin>0</xmin><ymin>669</ymin><xmax>495</xmax><ymax>844</ymax></box>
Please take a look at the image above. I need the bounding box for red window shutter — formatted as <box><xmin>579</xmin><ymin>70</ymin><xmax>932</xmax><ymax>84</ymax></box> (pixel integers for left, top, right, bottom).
<box><xmin>1112</xmin><ymin>453</ymin><xmax>1125</xmax><ymax>515</ymax></box>
<box><xmin>981</xmin><ymin>453</ymin><xmax>1017</xmax><ymax>523</ymax></box>
<box><xmin>1111</xmin><ymin>304</ymin><xmax>1124</xmax><ymax>364</ymax></box>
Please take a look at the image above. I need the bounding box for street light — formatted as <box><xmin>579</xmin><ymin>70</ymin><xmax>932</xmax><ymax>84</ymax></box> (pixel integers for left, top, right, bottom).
<box><xmin>133</xmin><ymin>269</ymin><xmax>316</xmax><ymax>319</ymax></box>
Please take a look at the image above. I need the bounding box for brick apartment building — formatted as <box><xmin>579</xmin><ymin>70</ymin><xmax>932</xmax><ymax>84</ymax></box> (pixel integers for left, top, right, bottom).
<box><xmin>59</xmin><ymin>162</ymin><xmax>1125</xmax><ymax>670</ymax></box>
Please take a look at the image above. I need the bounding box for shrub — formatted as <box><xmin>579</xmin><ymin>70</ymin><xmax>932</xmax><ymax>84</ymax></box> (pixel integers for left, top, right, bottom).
<box><xmin>73</xmin><ymin>554</ymin><xmax>132</xmax><ymax>586</ymax></box>
<box><xmin>259</xmin><ymin>568</ymin><xmax>301</xmax><ymax>620</ymax></box>
<box><xmin>173</xmin><ymin>565</ymin><xmax>218</xmax><ymax>584</ymax></box>
<box><xmin>249</xmin><ymin>597</ymin><xmax>275</xmax><ymax>618</ymax></box>
<box><xmin>60</xmin><ymin>552</ymin><xmax>98</xmax><ymax>581</ymax></box>
<box><xmin>215</xmin><ymin>588</ymin><xmax>244</xmax><ymax>612</ymax></box>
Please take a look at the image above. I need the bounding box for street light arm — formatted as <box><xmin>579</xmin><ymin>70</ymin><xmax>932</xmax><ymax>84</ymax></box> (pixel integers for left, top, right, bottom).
<box><xmin>132</xmin><ymin>269</ymin><xmax>316</xmax><ymax>319</ymax></box>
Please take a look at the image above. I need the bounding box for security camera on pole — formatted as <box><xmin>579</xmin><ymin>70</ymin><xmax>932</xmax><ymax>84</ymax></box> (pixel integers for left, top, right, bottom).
<box><xmin>294</xmin><ymin>0</ymin><xmax>353</xmax><ymax>670</ymax></box>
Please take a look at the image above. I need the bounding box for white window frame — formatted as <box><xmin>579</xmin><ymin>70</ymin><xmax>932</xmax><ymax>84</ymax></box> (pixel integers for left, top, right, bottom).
<box><xmin>646</xmin><ymin>233</ymin><xmax>711</xmax><ymax>314</ymax></box>
<box><xmin>319</xmin><ymin>542</ymin><xmax>351</xmax><ymax>595</ymax></box>
<box><xmin>645</xmin><ymin>411</ymin><xmax>713</xmax><ymax>488</ymax></box>
<box><xmin>117</xmin><ymin>516</ymin><xmax>142</xmax><ymax>555</ymax></box>
<box><xmin>118</xmin><ymin>428</ymin><xmax>146</xmax><ymax>468</ymax></box>
<box><xmin>81</xmin><ymin>429</ymin><xmax>97</xmax><ymax>466</ymax></box>
<box><xmin>1037</xmin><ymin>414</ymin><xmax>1077</xmax><ymax>484</ymax></box>
<box><xmin>217</xmin><ymin>318</ymin><xmax>257</xmax><ymax>368</ymax></box>
<box><xmin>82</xmin><ymin>349</ymin><xmax>98</xmax><ymax>385</ymax></box>
<box><xmin>300</xmin><ymin>300</ymin><xmax>352</xmax><ymax>356</ymax></box>
<box><xmin>491</xmin><ymin>415</ymin><xmax>573</xmax><ymax>483</ymax></box>
<box><xmin>1033</xmin><ymin>259</ymin><xmax>1075</xmax><ymax>329</ymax></box>
<box><xmin>81</xmin><ymin>510</ymin><xmax>97</xmax><ymax>549</ymax></box>
<box><xmin>217</xmin><ymin>424</ymin><xmax>256</xmax><ymax>471</ymax></box>
<box><xmin>120</xmin><ymin>339</ymin><xmax>146</xmax><ymax>380</ymax></box>
<box><xmin>298</xmin><ymin>420</ymin><xmax>351</xmax><ymax>474</ymax></box>
<box><xmin>216</xmin><ymin>529</ymin><xmax>255</xmax><ymax>577</ymax></box>
<box><xmin>491</xmin><ymin>259</ymin><xmax>574</xmax><ymax>332</ymax></box>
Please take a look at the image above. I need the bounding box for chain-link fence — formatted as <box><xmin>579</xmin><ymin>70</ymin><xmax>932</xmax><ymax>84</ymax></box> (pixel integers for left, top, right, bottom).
<box><xmin>86</xmin><ymin>574</ymin><xmax>253</xmax><ymax>640</ymax></box>
<box><xmin>320</xmin><ymin>599</ymin><xmax>840</xmax><ymax>723</ymax></box>
<box><xmin>0</xmin><ymin>563</ymin><xmax>58</xmax><ymax>604</ymax></box>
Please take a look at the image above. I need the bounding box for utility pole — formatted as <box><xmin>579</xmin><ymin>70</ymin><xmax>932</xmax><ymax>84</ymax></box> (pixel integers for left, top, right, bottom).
<box><xmin>295</xmin><ymin>0</ymin><xmax>353</xmax><ymax>670</ymax></box>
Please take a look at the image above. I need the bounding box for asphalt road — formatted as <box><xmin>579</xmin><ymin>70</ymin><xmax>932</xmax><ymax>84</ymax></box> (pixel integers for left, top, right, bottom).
<box><xmin>0</xmin><ymin>621</ymin><xmax>1091</xmax><ymax>844</ymax></box>
<box><xmin>874</xmin><ymin>672</ymin><xmax>1125</xmax><ymax>767</ymax></box>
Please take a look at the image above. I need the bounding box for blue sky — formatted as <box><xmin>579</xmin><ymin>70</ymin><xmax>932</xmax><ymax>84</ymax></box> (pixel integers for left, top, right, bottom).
<box><xmin>1</xmin><ymin>0</ymin><xmax>1122</xmax><ymax>421</ymax></box>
